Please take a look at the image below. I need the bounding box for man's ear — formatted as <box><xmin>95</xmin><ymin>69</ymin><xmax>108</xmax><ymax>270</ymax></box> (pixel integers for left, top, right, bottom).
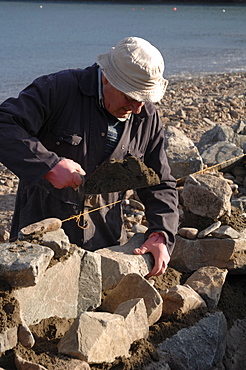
<box><xmin>101</xmin><ymin>73</ymin><xmax>108</xmax><ymax>86</ymax></box>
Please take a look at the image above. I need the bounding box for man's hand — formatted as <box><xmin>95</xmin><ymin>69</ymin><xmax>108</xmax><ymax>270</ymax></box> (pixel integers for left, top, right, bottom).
<box><xmin>133</xmin><ymin>232</ymin><xmax>170</xmax><ymax>277</ymax></box>
<box><xmin>44</xmin><ymin>158</ymin><xmax>86</xmax><ymax>189</ymax></box>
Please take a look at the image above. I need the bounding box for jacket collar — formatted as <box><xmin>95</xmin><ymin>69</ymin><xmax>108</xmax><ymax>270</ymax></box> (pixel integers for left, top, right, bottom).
<box><xmin>79</xmin><ymin>63</ymin><xmax>99</xmax><ymax>99</ymax></box>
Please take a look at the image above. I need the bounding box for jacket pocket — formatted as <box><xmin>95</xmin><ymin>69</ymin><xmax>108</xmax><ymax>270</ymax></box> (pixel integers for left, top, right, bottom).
<box><xmin>41</xmin><ymin>128</ymin><xmax>83</xmax><ymax>154</ymax></box>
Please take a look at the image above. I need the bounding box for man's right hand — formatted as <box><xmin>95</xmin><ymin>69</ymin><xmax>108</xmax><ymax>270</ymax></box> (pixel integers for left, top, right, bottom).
<box><xmin>44</xmin><ymin>158</ymin><xmax>86</xmax><ymax>189</ymax></box>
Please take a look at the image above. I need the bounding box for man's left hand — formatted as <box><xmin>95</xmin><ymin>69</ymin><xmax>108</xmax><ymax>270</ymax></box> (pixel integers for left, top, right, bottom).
<box><xmin>133</xmin><ymin>232</ymin><xmax>170</xmax><ymax>277</ymax></box>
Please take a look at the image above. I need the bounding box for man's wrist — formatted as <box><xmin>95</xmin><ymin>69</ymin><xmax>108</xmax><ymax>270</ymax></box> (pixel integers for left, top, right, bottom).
<box><xmin>149</xmin><ymin>232</ymin><xmax>166</xmax><ymax>244</ymax></box>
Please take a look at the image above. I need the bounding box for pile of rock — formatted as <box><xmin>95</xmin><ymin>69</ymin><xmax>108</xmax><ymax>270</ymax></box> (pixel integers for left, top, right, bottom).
<box><xmin>0</xmin><ymin>218</ymin><xmax>232</xmax><ymax>369</ymax></box>
<box><xmin>0</xmin><ymin>72</ymin><xmax>246</xmax><ymax>369</ymax></box>
<box><xmin>1</xmin><ymin>174</ymin><xmax>246</xmax><ymax>370</ymax></box>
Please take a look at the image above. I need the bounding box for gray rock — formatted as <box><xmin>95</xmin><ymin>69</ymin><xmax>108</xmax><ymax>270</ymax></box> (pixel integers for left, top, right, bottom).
<box><xmin>18</xmin><ymin>323</ymin><xmax>35</xmax><ymax>349</ymax></box>
<box><xmin>170</xmin><ymin>235</ymin><xmax>246</xmax><ymax>273</ymax></box>
<box><xmin>131</xmin><ymin>224</ymin><xmax>148</xmax><ymax>234</ymax></box>
<box><xmin>182</xmin><ymin>174</ymin><xmax>232</xmax><ymax>219</ymax></box>
<box><xmin>39</xmin><ymin>228</ymin><xmax>71</xmax><ymax>258</ymax></box>
<box><xmin>178</xmin><ymin>227</ymin><xmax>198</xmax><ymax>239</ymax></box>
<box><xmin>212</xmin><ymin>225</ymin><xmax>241</xmax><ymax>239</ymax></box>
<box><xmin>157</xmin><ymin>312</ymin><xmax>227</xmax><ymax>370</ymax></box>
<box><xmin>13</xmin><ymin>251</ymin><xmax>81</xmax><ymax>326</ymax></box>
<box><xmin>96</xmin><ymin>233</ymin><xmax>154</xmax><ymax>291</ymax></box>
<box><xmin>0</xmin><ymin>242</ymin><xmax>54</xmax><ymax>287</ymax></box>
<box><xmin>114</xmin><ymin>298</ymin><xmax>149</xmax><ymax>343</ymax></box>
<box><xmin>197</xmin><ymin>124</ymin><xmax>235</xmax><ymax>153</ymax></box>
<box><xmin>143</xmin><ymin>362</ymin><xmax>170</xmax><ymax>370</ymax></box>
<box><xmin>58</xmin><ymin>311</ymin><xmax>130</xmax><ymax>363</ymax></box>
<box><xmin>101</xmin><ymin>273</ymin><xmax>163</xmax><ymax>326</ymax></box>
<box><xmin>18</xmin><ymin>218</ymin><xmax>62</xmax><ymax>239</ymax></box>
<box><xmin>201</xmin><ymin>141</ymin><xmax>243</xmax><ymax>167</ymax></box>
<box><xmin>77</xmin><ymin>250</ymin><xmax>102</xmax><ymax>313</ymax></box>
<box><xmin>164</xmin><ymin>126</ymin><xmax>203</xmax><ymax>179</ymax></box>
<box><xmin>223</xmin><ymin>318</ymin><xmax>246</xmax><ymax>370</ymax></box>
<box><xmin>185</xmin><ymin>266</ymin><xmax>228</xmax><ymax>308</ymax></box>
<box><xmin>198</xmin><ymin>221</ymin><xmax>221</xmax><ymax>238</ymax></box>
<box><xmin>0</xmin><ymin>327</ymin><xmax>18</xmax><ymax>353</ymax></box>
<box><xmin>160</xmin><ymin>284</ymin><xmax>206</xmax><ymax>315</ymax></box>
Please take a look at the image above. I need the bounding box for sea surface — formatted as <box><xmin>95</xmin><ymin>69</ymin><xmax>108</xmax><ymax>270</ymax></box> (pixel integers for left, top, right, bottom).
<box><xmin>0</xmin><ymin>1</ymin><xmax>246</xmax><ymax>103</ymax></box>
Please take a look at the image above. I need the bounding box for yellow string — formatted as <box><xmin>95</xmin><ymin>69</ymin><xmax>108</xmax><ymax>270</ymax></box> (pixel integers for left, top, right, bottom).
<box><xmin>176</xmin><ymin>153</ymin><xmax>245</xmax><ymax>182</ymax></box>
<box><xmin>61</xmin><ymin>199</ymin><xmax>122</xmax><ymax>228</ymax></box>
<box><xmin>12</xmin><ymin>153</ymin><xmax>246</xmax><ymax>236</ymax></box>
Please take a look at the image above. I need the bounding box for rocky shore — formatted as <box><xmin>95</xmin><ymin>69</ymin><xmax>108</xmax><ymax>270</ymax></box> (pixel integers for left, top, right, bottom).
<box><xmin>0</xmin><ymin>71</ymin><xmax>245</xmax><ymax>369</ymax></box>
<box><xmin>158</xmin><ymin>71</ymin><xmax>246</xmax><ymax>144</ymax></box>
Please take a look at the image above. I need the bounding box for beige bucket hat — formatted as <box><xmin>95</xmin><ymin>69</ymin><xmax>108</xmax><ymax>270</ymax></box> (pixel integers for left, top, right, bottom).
<box><xmin>97</xmin><ymin>37</ymin><xmax>168</xmax><ymax>103</ymax></box>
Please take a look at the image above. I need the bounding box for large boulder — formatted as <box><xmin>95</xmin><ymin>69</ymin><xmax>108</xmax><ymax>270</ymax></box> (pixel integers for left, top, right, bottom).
<box><xmin>164</xmin><ymin>126</ymin><xmax>203</xmax><ymax>179</ymax></box>
<box><xmin>201</xmin><ymin>141</ymin><xmax>243</xmax><ymax>167</ymax></box>
<box><xmin>182</xmin><ymin>173</ymin><xmax>232</xmax><ymax>219</ymax></box>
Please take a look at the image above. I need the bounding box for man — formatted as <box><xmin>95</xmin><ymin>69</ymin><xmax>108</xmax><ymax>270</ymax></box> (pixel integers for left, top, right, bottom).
<box><xmin>0</xmin><ymin>37</ymin><xmax>179</xmax><ymax>276</ymax></box>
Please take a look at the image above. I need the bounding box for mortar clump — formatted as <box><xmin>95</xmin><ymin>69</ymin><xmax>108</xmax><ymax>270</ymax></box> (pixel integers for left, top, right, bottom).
<box><xmin>84</xmin><ymin>156</ymin><xmax>160</xmax><ymax>194</ymax></box>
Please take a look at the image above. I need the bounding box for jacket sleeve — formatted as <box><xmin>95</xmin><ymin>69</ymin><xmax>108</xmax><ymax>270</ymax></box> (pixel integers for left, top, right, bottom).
<box><xmin>137</xmin><ymin>111</ymin><xmax>179</xmax><ymax>255</ymax></box>
<box><xmin>0</xmin><ymin>76</ymin><xmax>60</xmax><ymax>184</ymax></box>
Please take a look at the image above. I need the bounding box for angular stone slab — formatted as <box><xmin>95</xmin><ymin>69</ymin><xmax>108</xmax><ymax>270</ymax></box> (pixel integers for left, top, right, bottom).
<box><xmin>182</xmin><ymin>173</ymin><xmax>232</xmax><ymax>219</ymax></box>
<box><xmin>15</xmin><ymin>353</ymin><xmax>91</xmax><ymax>369</ymax></box>
<box><xmin>101</xmin><ymin>273</ymin><xmax>162</xmax><ymax>326</ymax></box>
<box><xmin>58</xmin><ymin>312</ymin><xmax>130</xmax><ymax>363</ymax></box>
<box><xmin>157</xmin><ymin>311</ymin><xmax>227</xmax><ymax>370</ymax></box>
<box><xmin>77</xmin><ymin>250</ymin><xmax>102</xmax><ymax>313</ymax></box>
<box><xmin>185</xmin><ymin>266</ymin><xmax>228</xmax><ymax>308</ymax></box>
<box><xmin>197</xmin><ymin>221</ymin><xmax>221</xmax><ymax>238</ymax></box>
<box><xmin>15</xmin><ymin>353</ymin><xmax>47</xmax><ymax>369</ymax></box>
<box><xmin>0</xmin><ymin>242</ymin><xmax>54</xmax><ymax>287</ymax></box>
<box><xmin>160</xmin><ymin>284</ymin><xmax>206</xmax><ymax>316</ymax></box>
<box><xmin>39</xmin><ymin>228</ymin><xmax>71</xmax><ymax>258</ymax></box>
<box><xmin>115</xmin><ymin>298</ymin><xmax>149</xmax><ymax>343</ymax></box>
<box><xmin>0</xmin><ymin>326</ymin><xmax>18</xmax><ymax>353</ymax></box>
<box><xmin>164</xmin><ymin>126</ymin><xmax>203</xmax><ymax>179</ymax></box>
<box><xmin>13</xmin><ymin>251</ymin><xmax>81</xmax><ymax>326</ymax></box>
<box><xmin>201</xmin><ymin>141</ymin><xmax>243</xmax><ymax>168</ymax></box>
<box><xmin>96</xmin><ymin>233</ymin><xmax>154</xmax><ymax>291</ymax></box>
<box><xmin>212</xmin><ymin>225</ymin><xmax>241</xmax><ymax>239</ymax></box>
<box><xmin>223</xmin><ymin>318</ymin><xmax>246</xmax><ymax>370</ymax></box>
<box><xmin>170</xmin><ymin>235</ymin><xmax>246</xmax><ymax>273</ymax></box>
<box><xmin>18</xmin><ymin>218</ymin><xmax>62</xmax><ymax>238</ymax></box>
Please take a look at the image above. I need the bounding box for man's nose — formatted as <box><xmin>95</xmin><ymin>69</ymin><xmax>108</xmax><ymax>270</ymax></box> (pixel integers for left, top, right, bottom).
<box><xmin>130</xmin><ymin>101</ymin><xmax>145</xmax><ymax>114</ymax></box>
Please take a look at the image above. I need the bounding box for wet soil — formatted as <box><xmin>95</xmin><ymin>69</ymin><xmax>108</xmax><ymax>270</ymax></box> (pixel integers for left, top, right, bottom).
<box><xmin>84</xmin><ymin>156</ymin><xmax>160</xmax><ymax>195</ymax></box>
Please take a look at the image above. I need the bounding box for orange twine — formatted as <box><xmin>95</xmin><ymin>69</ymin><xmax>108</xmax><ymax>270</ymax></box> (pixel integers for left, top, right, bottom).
<box><xmin>61</xmin><ymin>199</ymin><xmax>122</xmax><ymax>229</ymax></box>
<box><xmin>10</xmin><ymin>153</ymin><xmax>245</xmax><ymax>238</ymax></box>
<box><xmin>177</xmin><ymin>153</ymin><xmax>245</xmax><ymax>182</ymax></box>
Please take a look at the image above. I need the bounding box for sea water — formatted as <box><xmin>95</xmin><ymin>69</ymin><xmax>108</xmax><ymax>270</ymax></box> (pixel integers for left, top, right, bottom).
<box><xmin>0</xmin><ymin>0</ymin><xmax>246</xmax><ymax>102</ymax></box>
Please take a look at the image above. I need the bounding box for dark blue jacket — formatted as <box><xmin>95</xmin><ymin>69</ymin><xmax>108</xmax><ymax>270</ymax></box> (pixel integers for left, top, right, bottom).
<box><xmin>0</xmin><ymin>64</ymin><xmax>179</xmax><ymax>252</ymax></box>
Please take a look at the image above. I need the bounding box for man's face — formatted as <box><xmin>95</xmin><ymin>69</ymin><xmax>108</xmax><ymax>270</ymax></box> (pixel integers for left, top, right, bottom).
<box><xmin>102</xmin><ymin>75</ymin><xmax>145</xmax><ymax>118</ymax></box>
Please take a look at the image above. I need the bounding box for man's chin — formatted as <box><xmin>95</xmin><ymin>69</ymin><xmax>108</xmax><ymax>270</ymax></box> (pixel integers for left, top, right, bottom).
<box><xmin>119</xmin><ymin>112</ymin><xmax>131</xmax><ymax>119</ymax></box>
